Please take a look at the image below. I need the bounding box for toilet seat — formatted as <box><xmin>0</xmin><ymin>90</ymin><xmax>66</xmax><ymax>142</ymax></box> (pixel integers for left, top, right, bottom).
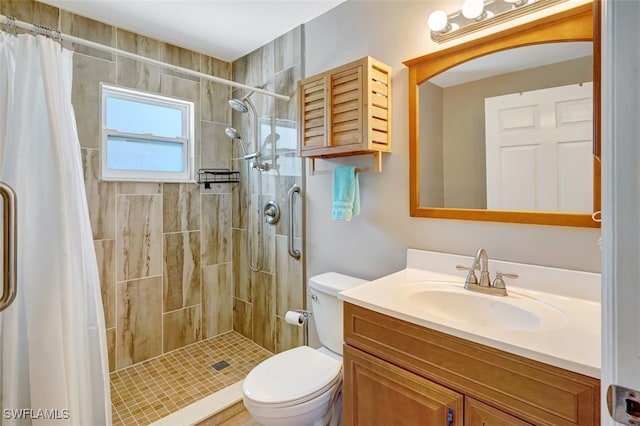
<box><xmin>243</xmin><ymin>346</ymin><xmax>342</xmax><ymax>408</ymax></box>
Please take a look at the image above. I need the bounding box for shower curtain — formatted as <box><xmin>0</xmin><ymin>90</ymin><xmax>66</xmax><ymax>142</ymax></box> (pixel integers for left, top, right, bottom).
<box><xmin>0</xmin><ymin>33</ymin><xmax>111</xmax><ymax>425</ymax></box>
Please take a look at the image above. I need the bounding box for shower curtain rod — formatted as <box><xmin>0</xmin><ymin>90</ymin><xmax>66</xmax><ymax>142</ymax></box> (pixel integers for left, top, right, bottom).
<box><xmin>0</xmin><ymin>14</ymin><xmax>291</xmax><ymax>102</ymax></box>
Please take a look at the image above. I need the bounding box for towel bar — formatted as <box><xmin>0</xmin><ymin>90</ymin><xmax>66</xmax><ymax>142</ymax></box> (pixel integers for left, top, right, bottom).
<box><xmin>309</xmin><ymin>151</ymin><xmax>382</xmax><ymax>175</ymax></box>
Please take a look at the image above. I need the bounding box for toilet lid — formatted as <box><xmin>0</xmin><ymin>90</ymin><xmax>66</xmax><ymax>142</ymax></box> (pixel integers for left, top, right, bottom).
<box><xmin>243</xmin><ymin>346</ymin><xmax>342</xmax><ymax>405</ymax></box>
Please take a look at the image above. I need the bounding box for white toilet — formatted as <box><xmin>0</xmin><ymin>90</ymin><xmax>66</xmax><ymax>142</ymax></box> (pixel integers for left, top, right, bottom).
<box><xmin>242</xmin><ymin>272</ymin><xmax>368</xmax><ymax>426</ymax></box>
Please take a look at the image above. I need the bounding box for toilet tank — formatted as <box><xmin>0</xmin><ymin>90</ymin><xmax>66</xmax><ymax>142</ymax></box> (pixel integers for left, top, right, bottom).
<box><xmin>308</xmin><ymin>272</ymin><xmax>368</xmax><ymax>355</ymax></box>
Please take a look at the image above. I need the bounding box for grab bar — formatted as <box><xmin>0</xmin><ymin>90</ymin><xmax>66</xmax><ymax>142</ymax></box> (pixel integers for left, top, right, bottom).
<box><xmin>287</xmin><ymin>184</ymin><xmax>301</xmax><ymax>260</ymax></box>
<box><xmin>0</xmin><ymin>182</ymin><xmax>16</xmax><ymax>312</ymax></box>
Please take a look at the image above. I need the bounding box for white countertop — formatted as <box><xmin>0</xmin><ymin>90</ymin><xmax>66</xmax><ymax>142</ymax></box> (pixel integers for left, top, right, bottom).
<box><xmin>338</xmin><ymin>249</ymin><xmax>601</xmax><ymax>378</ymax></box>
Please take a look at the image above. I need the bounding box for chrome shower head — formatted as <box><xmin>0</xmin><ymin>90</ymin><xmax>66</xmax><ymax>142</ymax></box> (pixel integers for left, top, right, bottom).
<box><xmin>228</xmin><ymin>98</ymin><xmax>249</xmax><ymax>113</ymax></box>
<box><xmin>225</xmin><ymin>126</ymin><xmax>241</xmax><ymax>141</ymax></box>
<box><xmin>225</xmin><ymin>126</ymin><xmax>249</xmax><ymax>157</ymax></box>
<box><xmin>228</xmin><ymin>84</ymin><xmax>267</xmax><ymax>113</ymax></box>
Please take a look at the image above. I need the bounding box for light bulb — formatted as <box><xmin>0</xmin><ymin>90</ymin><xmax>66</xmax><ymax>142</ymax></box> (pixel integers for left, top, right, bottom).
<box><xmin>504</xmin><ymin>0</ymin><xmax>529</xmax><ymax>6</ymax></box>
<box><xmin>462</xmin><ymin>0</ymin><xmax>485</xmax><ymax>20</ymax></box>
<box><xmin>428</xmin><ymin>10</ymin><xmax>449</xmax><ymax>33</ymax></box>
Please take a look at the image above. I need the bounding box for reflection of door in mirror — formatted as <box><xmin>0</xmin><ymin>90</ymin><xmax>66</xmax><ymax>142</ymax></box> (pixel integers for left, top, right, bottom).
<box><xmin>419</xmin><ymin>43</ymin><xmax>593</xmax><ymax>211</ymax></box>
<box><xmin>485</xmin><ymin>82</ymin><xmax>593</xmax><ymax>212</ymax></box>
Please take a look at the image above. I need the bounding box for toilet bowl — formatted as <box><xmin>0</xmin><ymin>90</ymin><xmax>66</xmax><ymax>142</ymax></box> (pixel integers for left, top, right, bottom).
<box><xmin>242</xmin><ymin>273</ymin><xmax>368</xmax><ymax>426</ymax></box>
<box><xmin>243</xmin><ymin>346</ymin><xmax>342</xmax><ymax>426</ymax></box>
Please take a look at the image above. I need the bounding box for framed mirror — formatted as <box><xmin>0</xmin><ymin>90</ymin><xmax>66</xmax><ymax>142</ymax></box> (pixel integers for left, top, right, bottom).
<box><xmin>404</xmin><ymin>3</ymin><xmax>600</xmax><ymax>227</ymax></box>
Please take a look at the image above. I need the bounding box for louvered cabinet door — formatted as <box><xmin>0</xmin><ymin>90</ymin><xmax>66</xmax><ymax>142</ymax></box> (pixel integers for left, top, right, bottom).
<box><xmin>329</xmin><ymin>65</ymin><xmax>364</xmax><ymax>149</ymax></box>
<box><xmin>343</xmin><ymin>344</ymin><xmax>463</xmax><ymax>426</ymax></box>
<box><xmin>298</xmin><ymin>76</ymin><xmax>328</xmax><ymax>154</ymax></box>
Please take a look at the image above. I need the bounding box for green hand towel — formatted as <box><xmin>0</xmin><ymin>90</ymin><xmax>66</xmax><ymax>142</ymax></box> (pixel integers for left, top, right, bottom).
<box><xmin>332</xmin><ymin>166</ymin><xmax>360</xmax><ymax>221</ymax></box>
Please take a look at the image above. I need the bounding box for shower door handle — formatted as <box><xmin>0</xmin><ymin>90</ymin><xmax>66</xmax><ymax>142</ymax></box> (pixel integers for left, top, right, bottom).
<box><xmin>287</xmin><ymin>184</ymin><xmax>301</xmax><ymax>260</ymax></box>
<box><xmin>0</xmin><ymin>182</ymin><xmax>16</xmax><ymax>312</ymax></box>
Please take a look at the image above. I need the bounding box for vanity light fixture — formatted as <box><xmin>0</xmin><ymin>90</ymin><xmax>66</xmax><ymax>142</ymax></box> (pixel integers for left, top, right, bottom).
<box><xmin>427</xmin><ymin>0</ymin><xmax>567</xmax><ymax>43</ymax></box>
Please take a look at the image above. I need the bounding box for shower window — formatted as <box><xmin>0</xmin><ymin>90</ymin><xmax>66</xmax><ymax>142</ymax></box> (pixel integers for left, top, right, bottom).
<box><xmin>100</xmin><ymin>84</ymin><xmax>195</xmax><ymax>182</ymax></box>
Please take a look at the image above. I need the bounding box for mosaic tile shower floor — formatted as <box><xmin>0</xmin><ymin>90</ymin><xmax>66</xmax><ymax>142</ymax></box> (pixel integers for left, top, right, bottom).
<box><xmin>110</xmin><ymin>331</ymin><xmax>272</xmax><ymax>425</ymax></box>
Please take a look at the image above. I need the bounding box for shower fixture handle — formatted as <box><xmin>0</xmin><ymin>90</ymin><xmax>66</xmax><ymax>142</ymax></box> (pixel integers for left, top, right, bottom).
<box><xmin>0</xmin><ymin>182</ymin><xmax>17</xmax><ymax>312</ymax></box>
<box><xmin>264</xmin><ymin>201</ymin><xmax>280</xmax><ymax>225</ymax></box>
<box><xmin>287</xmin><ymin>184</ymin><xmax>301</xmax><ymax>260</ymax></box>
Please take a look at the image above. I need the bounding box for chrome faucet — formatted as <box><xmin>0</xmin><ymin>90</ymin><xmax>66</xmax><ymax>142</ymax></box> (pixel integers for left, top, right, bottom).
<box><xmin>474</xmin><ymin>248</ymin><xmax>491</xmax><ymax>287</ymax></box>
<box><xmin>456</xmin><ymin>248</ymin><xmax>518</xmax><ymax>297</ymax></box>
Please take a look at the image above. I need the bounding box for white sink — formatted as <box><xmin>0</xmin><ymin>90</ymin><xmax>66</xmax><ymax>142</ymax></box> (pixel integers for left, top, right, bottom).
<box><xmin>399</xmin><ymin>283</ymin><xmax>567</xmax><ymax>331</ymax></box>
<box><xmin>338</xmin><ymin>249</ymin><xmax>601</xmax><ymax>378</ymax></box>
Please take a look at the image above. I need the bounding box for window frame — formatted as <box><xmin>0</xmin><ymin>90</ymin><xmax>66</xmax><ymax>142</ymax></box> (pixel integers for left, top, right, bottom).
<box><xmin>100</xmin><ymin>84</ymin><xmax>196</xmax><ymax>183</ymax></box>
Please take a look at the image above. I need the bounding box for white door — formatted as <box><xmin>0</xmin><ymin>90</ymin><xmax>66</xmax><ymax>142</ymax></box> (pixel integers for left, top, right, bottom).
<box><xmin>601</xmin><ymin>0</ymin><xmax>640</xmax><ymax>424</ymax></box>
<box><xmin>485</xmin><ymin>83</ymin><xmax>593</xmax><ymax>212</ymax></box>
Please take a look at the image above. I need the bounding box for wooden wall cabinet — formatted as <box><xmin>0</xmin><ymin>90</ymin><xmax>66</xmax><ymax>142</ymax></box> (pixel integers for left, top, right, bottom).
<box><xmin>298</xmin><ymin>56</ymin><xmax>391</xmax><ymax>171</ymax></box>
<box><xmin>343</xmin><ymin>303</ymin><xmax>600</xmax><ymax>426</ymax></box>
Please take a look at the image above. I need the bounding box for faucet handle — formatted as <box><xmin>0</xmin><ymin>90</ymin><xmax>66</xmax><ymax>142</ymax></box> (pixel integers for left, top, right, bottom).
<box><xmin>493</xmin><ymin>271</ymin><xmax>519</xmax><ymax>289</ymax></box>
<box><xmin>456</xmin><ymin>264</ymin><xmax>479</xmax><ymax>271</ymax></box>
<box><xmin>456</xmin><ymin>264</ymin><xmax>478</xmax><ymax>285</ymax></box>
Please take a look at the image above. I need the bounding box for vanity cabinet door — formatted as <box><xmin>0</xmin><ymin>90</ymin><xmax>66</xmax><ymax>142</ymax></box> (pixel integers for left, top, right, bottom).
<box><xmin>465</xmin><ymin>398</ymin><xmax>532</xmax><ymax>426</ymax></box>
<box><xmin>343</xmin><ymin>344</ymin><xmax>463</xmax><ymax>426</ymax></box>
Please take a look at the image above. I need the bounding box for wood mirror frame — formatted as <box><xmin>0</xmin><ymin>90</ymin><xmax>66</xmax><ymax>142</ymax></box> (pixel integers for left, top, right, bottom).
<box><xmin>404</xmin><ymin>3</ymin><xmax>600</xmax><ymax>227</ymax></box>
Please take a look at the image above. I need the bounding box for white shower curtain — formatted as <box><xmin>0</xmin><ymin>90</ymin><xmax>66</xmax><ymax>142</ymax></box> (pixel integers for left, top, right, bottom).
<box><xmin>0</xmin><ymin>33</ymin><xmax>111</xmax><ymax>425</ymax></box>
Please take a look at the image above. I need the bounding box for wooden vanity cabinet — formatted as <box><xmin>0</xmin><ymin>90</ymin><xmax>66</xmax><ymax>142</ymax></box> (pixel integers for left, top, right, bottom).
<box><xmin>344</xmin><ymin>344</ymin><xmax>463</xmax><ymax>426</ymax></box>
<box><xmin>343</xmin><ymin>303</ymin><xmax>600</xmax><ymax>426</ymax></box>
<box><xmin>297</xmin><ymin>56</ymin><xmax>392</xmax><ymax>161</ymax></box>
<box><xmin>465</xmin><ymin>398</ymin><xmax>532</xmax><ymax>426</ymax></box>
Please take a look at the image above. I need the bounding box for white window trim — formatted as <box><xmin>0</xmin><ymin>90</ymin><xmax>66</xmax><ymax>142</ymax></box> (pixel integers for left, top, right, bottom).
<box><xmin>100</xmin><ymin>84</ymin><xmax>196</xmax><ymax>183</ymax></box>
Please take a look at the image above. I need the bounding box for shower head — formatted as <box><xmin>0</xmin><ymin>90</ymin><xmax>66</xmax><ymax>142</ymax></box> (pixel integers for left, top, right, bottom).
<box><xmin>224</xmin><ymin>126</ymin><xmax>263</xmax><ymax>161</ymax></box>
<box><xmin>228</xmin><ymin>98</ymin><xmax>249</xmax><ymax>113</ymax></box>
<box><xmin>225</xmin><ymin>126</ymin><xmax>249</xmax><ymax>156</ymax></box>
<box><xmin>225</xmin><ymin>126</ymin><xmax>242</xmax><ymax>141</ymax></box>
<box><xmin>228</xmin><ymin>84</ymin><xmax>267</xmax><ymax>113</ymax></box>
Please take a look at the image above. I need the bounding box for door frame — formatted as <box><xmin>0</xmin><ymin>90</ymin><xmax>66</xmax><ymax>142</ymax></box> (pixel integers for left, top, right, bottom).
<box><xmin>600</xmin><ymin>0</ymin><xmax>640</xmax><ymax>423</ymax></box>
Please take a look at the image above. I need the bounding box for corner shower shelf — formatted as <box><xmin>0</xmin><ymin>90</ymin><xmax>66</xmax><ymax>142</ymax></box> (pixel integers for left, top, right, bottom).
<box><xmin>197</xmin><ymin>168</ymin><xmax>239</xmax><ymax>188</ymax></box>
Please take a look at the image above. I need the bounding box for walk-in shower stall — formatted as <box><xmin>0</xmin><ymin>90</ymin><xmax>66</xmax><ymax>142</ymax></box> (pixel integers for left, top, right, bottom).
<box><xmin>0</xmin><ymin>2</ymin><xmax>305</xmax><ymax>424</ymax></box>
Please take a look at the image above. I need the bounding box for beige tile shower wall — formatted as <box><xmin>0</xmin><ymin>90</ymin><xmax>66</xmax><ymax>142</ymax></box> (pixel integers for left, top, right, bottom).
<box><xmin>231</xmin><ymin>26</ymin><xmax>305</xmax><ymax>354</ymax></box>
<box><xmin>1</xmin><ymin>0</ymin><xmax>236</xmax><ymax>371</ymax></box>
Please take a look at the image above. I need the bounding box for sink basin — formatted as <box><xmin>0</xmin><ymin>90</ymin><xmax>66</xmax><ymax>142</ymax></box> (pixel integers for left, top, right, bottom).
<box><xmin>337</xmin><ymin>250</ymin><xmax>601</xmax><ymax>377</ymax></box>
<box><xmin>396</xmin><ymin>282</ymin><xmax>567</xmax><ymax>331</ymax></box>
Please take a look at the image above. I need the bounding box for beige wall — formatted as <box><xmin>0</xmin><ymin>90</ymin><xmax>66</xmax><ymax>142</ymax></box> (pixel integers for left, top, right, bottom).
<box><xmin>2</xmin><ymin>0</ymin><xmax>237</xmax><ymax>372</ymax></box>
<box><xmin>440</xmin><ymin>56</ymin><xmax>593</xmax><ymax>208</ymax></box>
<box><xmin>303</xmin><ymin>0</ymin><xmax>600</xmax><ymax>290</ymax></box>
<box><xmin>231</xmin><ymin>28</ymin><xmax>305</xmax><ymax>353</ymax></box>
